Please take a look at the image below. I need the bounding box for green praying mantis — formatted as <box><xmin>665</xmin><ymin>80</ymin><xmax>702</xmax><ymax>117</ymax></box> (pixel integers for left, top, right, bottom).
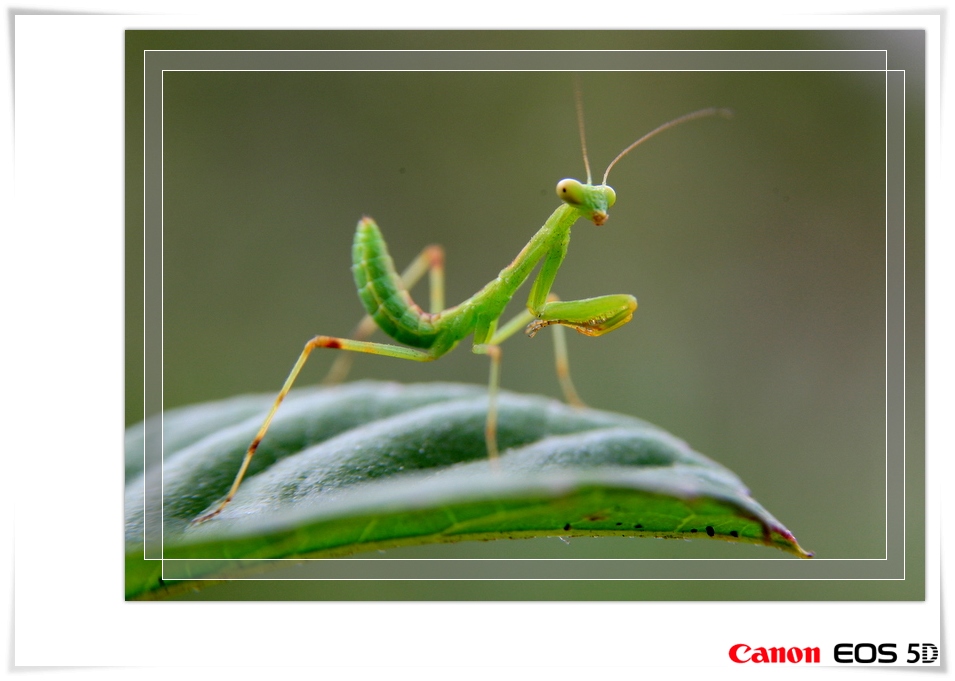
<box><xmin>193</xmin><ymin>87</ymin><xmax>731</xmax><ymax>524</ymax></box>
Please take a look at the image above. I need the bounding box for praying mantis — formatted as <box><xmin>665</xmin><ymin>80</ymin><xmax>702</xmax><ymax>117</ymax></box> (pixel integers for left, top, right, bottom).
<box><xmin>193</xmin><ymin>87</ymin><xmax>731</xmax><ymax>524</ymax></box>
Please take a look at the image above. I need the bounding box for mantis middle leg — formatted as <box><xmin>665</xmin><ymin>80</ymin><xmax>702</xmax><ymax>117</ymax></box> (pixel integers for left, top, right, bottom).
<box><xmin>472</xmin><ymin>295</ymin><xmax>585</xmax><ymax>463</ymax></box>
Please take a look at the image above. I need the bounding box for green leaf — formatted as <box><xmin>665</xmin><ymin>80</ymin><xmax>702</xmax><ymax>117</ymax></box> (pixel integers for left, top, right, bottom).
<box><xmin>125</xmin><ymin>393</ymin><xmax>273</xmax><ymax>479</ymax></box>
<box><xmin>125</xmin><ymin>381</ymin><xmax>811</xmax><ymax>599</ymax></box>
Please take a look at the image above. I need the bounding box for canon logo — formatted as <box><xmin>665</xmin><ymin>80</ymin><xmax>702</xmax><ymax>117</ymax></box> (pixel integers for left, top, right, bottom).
<box><xmin>729</xmin><ymin>644</ymin><xmax>821</xmax><ymax>664</ymax></box>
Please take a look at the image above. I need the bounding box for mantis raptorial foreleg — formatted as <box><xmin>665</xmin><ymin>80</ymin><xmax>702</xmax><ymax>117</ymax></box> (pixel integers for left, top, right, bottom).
<box><xmin>522</xmin><ymin>226</ymin><xmax>638</xmax><ymax>338</ymax></box>
<box><xmin>527</xmin><ymin>294</ymin><xmax>638</xmax><ymax>338</ymax></box>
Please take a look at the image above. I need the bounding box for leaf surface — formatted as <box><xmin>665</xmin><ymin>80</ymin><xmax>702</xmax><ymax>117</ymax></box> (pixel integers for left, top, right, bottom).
<box><xmin>125</xmin><ymin>381</ymin><xmax>810</xmax><ymax>598</ymax></box>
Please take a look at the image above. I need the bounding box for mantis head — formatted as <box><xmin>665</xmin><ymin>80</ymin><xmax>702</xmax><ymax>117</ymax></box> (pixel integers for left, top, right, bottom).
<box><xmin>556</xmin><ymin>179</ymin><xmax>616</xmax><ymax>226</ymax></box>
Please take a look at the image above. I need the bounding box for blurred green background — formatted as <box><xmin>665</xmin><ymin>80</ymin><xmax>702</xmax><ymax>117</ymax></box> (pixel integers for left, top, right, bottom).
<box><xmin>127</xmin><ymin>30</ymin><xmax>924</xmax><ymax>598</ymax></box>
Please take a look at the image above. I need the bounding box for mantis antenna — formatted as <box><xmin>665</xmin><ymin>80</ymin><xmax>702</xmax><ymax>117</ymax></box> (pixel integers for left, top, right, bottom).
<box><xmin>573</xmin><ymin>74</ymin><xmax>593</xmax><ymax>185</ymax></box>
<box><xmin>602</xmin><ymin>107</ymin><xmax>734</xmax><ymax>185</ymax></box>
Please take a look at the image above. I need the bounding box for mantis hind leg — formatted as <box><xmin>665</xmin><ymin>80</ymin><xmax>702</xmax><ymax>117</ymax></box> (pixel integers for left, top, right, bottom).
<box><xmin>193</xmin><ymin>335</ymin><xmax>436</xmax><ymax>524</ymax></box>
<box><xmin>323</xmin><ymin>244</ymin><xmax>445</xmax><ymax>384</ymax></box>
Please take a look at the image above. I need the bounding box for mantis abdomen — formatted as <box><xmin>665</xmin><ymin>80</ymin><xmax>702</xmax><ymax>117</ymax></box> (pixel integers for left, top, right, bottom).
<box><xmin>352</xmin><ymin>217</ymin><xmax>442</xmax><ymax>349</ymax></box>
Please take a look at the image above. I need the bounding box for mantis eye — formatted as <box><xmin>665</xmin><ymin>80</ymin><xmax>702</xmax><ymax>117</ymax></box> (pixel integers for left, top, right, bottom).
<box><xmin>556</xmin><ymin>178</ymin><xmax>586</xmax><ymax>206</ymax></box>
<box><xmin>604</xmin><ymin>185</ymin><xmax>616</xmax><ymax>208</ymax></box>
